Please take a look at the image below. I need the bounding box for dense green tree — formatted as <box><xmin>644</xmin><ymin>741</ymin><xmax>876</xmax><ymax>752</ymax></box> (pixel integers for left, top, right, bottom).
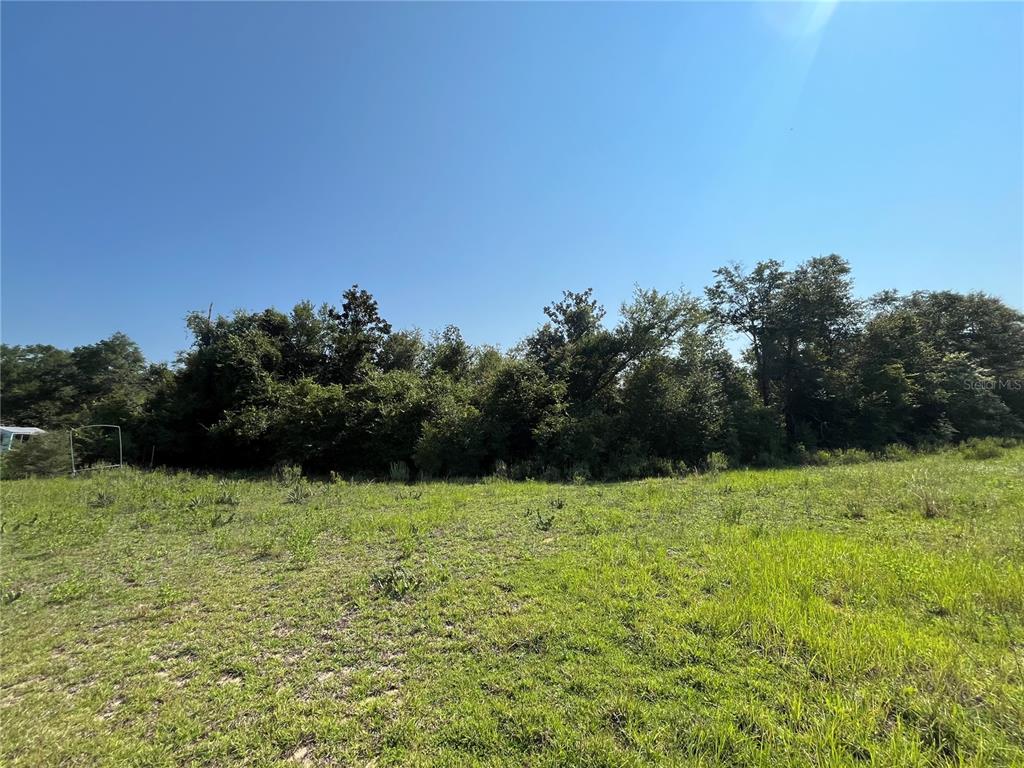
<box><xmin>323</xmin><ymin>286</ymin><xmax>393</xmax><ymax>384</ymax></box>
<box><xmin>0</xmin><ymin>344</ymin><xmax>78</xmax><ymax>427</ymax></box>
<box><xmin>4</xmin><ymin>261</ymin><xmax>1020</xmax><ymax>477</ymax></box>
<box><xmin>851</xmin><ymin>294</ymin><xmax>1023</xmax><ymax>446</ymax></box>
<box><xmin>706</xmin><ymin>256</ymin><xmax>863</xmax><ymax>448</ymax></box>
<box><xmin>425</xmin><ymin>325</ymin><xmax>473</xmax><ymax>380</ymax></box>
<box><xmin>378</xmin><ymin>329</ymin><xmax>426</xmax><ymax>374</ymax></box>
<box><xmin>478</xmin><ymin>359</ymin><xmax>561</xmax><ymax>467</ymax></box>
<box><xmin>705</xmin><ymin>260</ymin><xmax>787</xmax><ymax>406</ymax></box>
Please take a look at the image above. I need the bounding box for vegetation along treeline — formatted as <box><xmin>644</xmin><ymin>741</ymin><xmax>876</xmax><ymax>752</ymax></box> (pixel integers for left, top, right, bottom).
<box><xmin>2</xmin><ymin>255</ymin><xmax>1022</xmax><ymax>479</ymax></box>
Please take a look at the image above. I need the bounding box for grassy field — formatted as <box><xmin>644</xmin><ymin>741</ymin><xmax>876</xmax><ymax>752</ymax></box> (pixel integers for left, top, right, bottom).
<box><xmin>1</xmin><ymin>448</ymin><xmax>1023</xmax><ymax>767</ymax></box>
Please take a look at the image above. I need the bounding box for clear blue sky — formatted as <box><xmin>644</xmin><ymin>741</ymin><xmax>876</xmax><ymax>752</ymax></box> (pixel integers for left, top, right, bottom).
<box><xmin>2</xmin><ymin>2</ymin><xmax>1021</xmax><ymax>363</ymax></box>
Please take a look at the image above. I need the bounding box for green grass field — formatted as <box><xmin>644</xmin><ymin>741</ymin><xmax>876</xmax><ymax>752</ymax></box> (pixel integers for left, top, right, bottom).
<box><xmin>2</xmin><ymin>448</ymin><xmax>1023</xmax><ymax>767</ymax></box>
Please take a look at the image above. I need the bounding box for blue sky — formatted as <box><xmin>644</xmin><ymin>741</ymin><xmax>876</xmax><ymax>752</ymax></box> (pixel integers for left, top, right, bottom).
<box><xmin>2</xmin><ymin>2</ymin><xmax>1021</xmax><ymax>363</ymax></box>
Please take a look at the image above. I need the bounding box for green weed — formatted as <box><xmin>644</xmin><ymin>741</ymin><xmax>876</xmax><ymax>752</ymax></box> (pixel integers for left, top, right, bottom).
<box><xmin>372</xmin><ymin>563</ymin><xmax>421</xmax><ymax>600</ymax></box>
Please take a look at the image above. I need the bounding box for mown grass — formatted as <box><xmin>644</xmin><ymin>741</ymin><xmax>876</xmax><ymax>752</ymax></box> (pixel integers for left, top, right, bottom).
<box><xmin>1</xmin><ymin>448</ymin><xmax>1022</xmax><ymax>766</ymax></box>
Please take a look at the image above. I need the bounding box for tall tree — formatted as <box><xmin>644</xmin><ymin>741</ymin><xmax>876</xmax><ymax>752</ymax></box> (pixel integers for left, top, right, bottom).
<box><xmin>705</xmin><ymin>260</ymin><xmax>787</xmax><ymax>406</ymax></box>
<box><xmin>323</xmin><ymin>285</ymin><xmax>392</xmax><ymax>384</ymax></box>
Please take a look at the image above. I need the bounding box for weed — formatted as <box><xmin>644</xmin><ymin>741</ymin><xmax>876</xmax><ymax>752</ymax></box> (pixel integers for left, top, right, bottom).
<box><xmin>155</xmin><ymin>584</ymin><xmax>184</xmax><ymax>608</ymax></box>
<box><xmin>1</xmin><ymin>586</ymin><xmax>23</xmax><ymax>605</ymax></box>
<box><xmin>845</xmin><ymin>501</ymin><xmax>867</xmax><ymax>519</ymax></box>
<box><xmin>251</xmin><ymin>534</ymin><xmax>277</xmax><ymax>559</ymax></box>
<box><xmin>909</xmin><ymin>471</ymin><xmax>950</xmax><ymax>518</ymax></box>
<box><xmin>389</xmin><ymin>461</ymin><xmax>410</xmax><ymax>483</ymax></box>
<box><xmin>372</xmin><ymin>563</ymin><xmax>421</xmax><ymax>600</ymax></box>
<box><xmin>720</xmin><ymin>501</ymin><xmax>742</xmax><ymax>525</ymax></box>
<box><xmin>535</xmin><ymin>509</ymin><xmax>555</xmax><ymax>531</ymax></box>
<box><xmin>919</xmin><ymin>492</ymin><xmax>947</xmax><ymax>519</ymax></box>
<box><xmin>88</xmin><ymin>492</ymin><xmax>115</xmax><ymax>509</ymax></box>
<box><xmin>274</xmin><ymin>464</ymin><xmax>304</xmax><ymax>485</ymax></box>
<box><xmin>285</xmin><ymin>527</ymin><xmax>317</xmax><ymax>568</ymax></box>
<box><xmin>212</xmin><ymin>529</ymin><xmax>231</xmax><ymax>553</ymax></box>
<box><xmin>48</xmin><ymin>576</ymin><xmax>90</xmax><ymax>604</ymax></box>
<box><xmin>813</xmin><ymin>448</ymin><xmax>873</xmax><ymax>466</ymax></box>
<box><xmin>209</xmin><ymin>510</ymin><xmax>235</xmax><ymax>529</ymax></box>
<box><xmin>284</xmin><ymin>482</ymin><xmax>313</xmax><ymax>505</ymax></box>
<box><xmin>3</xmin><ymin>513</ymin><xmax>38</xmax><ymax>533</ymax></box>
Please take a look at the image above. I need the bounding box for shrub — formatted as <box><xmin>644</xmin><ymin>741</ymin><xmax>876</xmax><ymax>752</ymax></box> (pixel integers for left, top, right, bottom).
<box><xmin>413</xmin><ymin>403</ymin><xmax>485</xmax><ymax>477</ymax></box>
<box><xmin>960</xmin><ymin>438</ymin><xmax>1005</xmax><ymax>461</ymax></box>
<box><xmin>286</xmin><ymin>528</ymin><xmax>316</xmax><ymax>568</ymax></box>
<box><xmin>88</xmin><ymin>492</ymin><xmax>116</xmax><ymax>509</ymax></box>
<box><xmin>705</xmin><ymin>451</ymin><xmax>730</xmax><ymax>474</ymax></box>
<box><xmin>810</xmin><ymin>448</ymin><xmax>873</xmax><ymax>466</ymax></box>
<box><xmin>274</xmin><ymin>463</ymin><xmax>303</xmax><ymax>485</ymax></box>
<box><xmin>0</xmin><ymin>431</ymin><xmax>71</xmax><ymax>479</ymax></box>
<box><xmin>284</xmin><ymin>482</ymin><xmax>313</xmax><ymax>505</ymax></box>
<box><xmin>540</xmin><ymin>466</ymin><xmax>562</xmax><ymax>483</ymax></box>
<box><xmin>790</xmin><ymin>443</ymin><xmax>814</xmax><ymax>466</ymax></box>
<box><xmin>214</xmin><ymin>490</ymin><xmax>239</xmax><ymax>506</ymax></box>
<box><xmin>569</xmin><ymin>463</ymin><xmax>593</xmax><ymax>484</ymax></box>
<box><xmin>534</xmin><ymin>508</ymin><xmax>555</xmax><ymax>531</ymax></box>
<box><xmin>910</xmin><ymin>471</ymin><xmax>950</xmax><ymax>518</ymax></box>
<box><xmin>880</xmin><ymin>444</ymin><xmax>913</xmax><ymax>462</ymax></box>
<box><xmin>388</xmin><ymin>461</ymin><xmax>410</xmax><ymax>483</ymax></box>
<box><xmin>754</xmin><ymin>450</ymin><xmax>784</xmax><ymax>468</ymax></box>
<box><xmin>509</xmin><ymin>461</ymin><xmax>536</xmax><ymax>481</ymax></box>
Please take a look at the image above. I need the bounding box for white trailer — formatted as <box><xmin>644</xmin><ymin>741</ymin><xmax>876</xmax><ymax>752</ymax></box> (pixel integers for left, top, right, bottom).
<box><xmin>0</xmin><ymin>426</ymin><xmax>46</xmax><ymax>453</ymax></box>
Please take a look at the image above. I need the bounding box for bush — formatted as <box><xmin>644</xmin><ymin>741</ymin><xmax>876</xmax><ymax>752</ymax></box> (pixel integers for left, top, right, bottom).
<box><xmin>880</xmin><ymin>444</ymin><xmax>913</xmax><ymax>462</ymax></box>
<box><xmin>414</xmin><ymin>402</ymin><xmax>485</xmax><ymax>478</ymax></box>
<box><xmin>754</xmin><ymin>450</ymin><xmax>785</xmax><ymax>468</ymax></box>
<box><xmin>0</xmin><ymin>431</ymin><xmax>71</xmax><ymax>479</ymax></box>
<box><xmin>809</xmin><ymin>448</ymin><xmax>873</xmax><ymax>466</ymax></box>
<box><xmin>284</xmin><ymin>482</ymin><xmax>313</xmax><ymax>504</ymax></box>
<box><xmin>960</xmin><ymin>438</ymin><xmax>1005</xmax><ymax>461</ymax></box>
<box><xmin>704</xmin><ymin>451</ymin><xmax>730</xmax><ymax>474</ymax></box>
<box><xmin>540</xmin><ymin>465</ymin><xmax>562</xmax><ymax>483</ymax></box>
<box><xmin>274</xmin><ymin>463</ymin><xmax>303</xmax><ymax>485</ymax></box>
<box><xmin>388</xmin><ymin>461</ymin><xmax>410</xmax><ymax>483</ymax></box>
<box><xmin>569</xmin><ymin>463</ymin><xmax>592</xmax><ymax>483</ymax></box>
<box><xmin>509</xmin><ymin>461</ymin><xmax>537</xmax><ymax>481</ymax></box>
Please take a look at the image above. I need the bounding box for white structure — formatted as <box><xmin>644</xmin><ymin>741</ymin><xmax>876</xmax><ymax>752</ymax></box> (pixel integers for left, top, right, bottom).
<box><xmin>0</xmin><ymin>426</ymin><xmax>46</xmax><ymax>453</ymax></box>
<box><xmin>70</xmin><ymin>424</ymin><xmax>123</xmax><ymax>475</ymax></box>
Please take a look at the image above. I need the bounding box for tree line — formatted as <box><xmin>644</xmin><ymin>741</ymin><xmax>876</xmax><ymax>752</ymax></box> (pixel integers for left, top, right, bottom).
<box><xmin>2</xmin><ymin>255</ymin><xmax>1022</xmax><ymax>479</ymax></box>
